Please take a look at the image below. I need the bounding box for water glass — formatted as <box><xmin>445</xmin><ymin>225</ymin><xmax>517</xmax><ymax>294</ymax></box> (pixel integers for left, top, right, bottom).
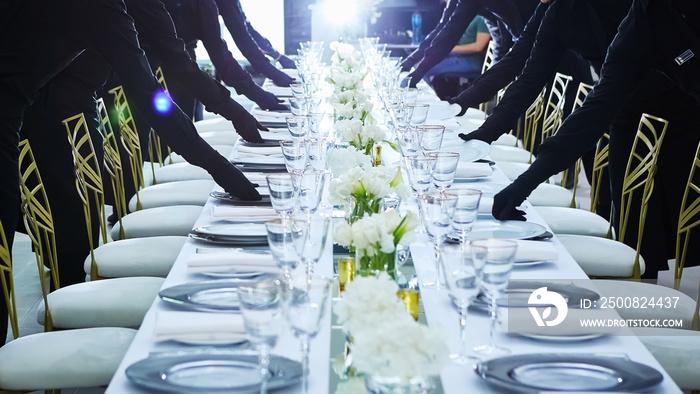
<box><xmin>389</xmin><ymin>104</ymin><xmax>414</xmax><ymax>130</ymax></box>
<box><xmin>266</xmin><ymin>173</ymin><xmax>298</xmax><ymax>220</ymax></box>
<box><xmin>403</xmin><ymin>155</ymin><xmax>437</xmax><ymax>197</ymax></box>
<box><xmin>471</xmin><ymin>239</ymin><xmax>518</xmax><ymax>356</ymax></box>
<box><xmin>283</xmin><ymin>275</ymin><xmax>333</xmax><ymax>394</ymax></box>
<box><xmin>440</xmin><ymin>243</ymin><xmax>479</xmax><ymax>364</ymax></box>
<box><xmin>418</xmin><ymin>193</ymin><xmax>458</xmax><ymax>289</ymax></box>
<box><xmin>408</xmin><ymin>103</ymin><xmax>430</xmax><ymax>126</ymax></box>
<box><xmin>297</xmin><ymin>171</ymin><xmax>326</xmax><ymax>218</ymax></box>
<box><xmin>428</xmin><ymin>151</ymin><xmax>460</xmax><ymax>194</ymax></box>
<box><xmin>289</xmin><ymin>97</ymin><xmax>309</xmax><ymax>116</ymax></box>
<box><xmin>286</xmin><ymin>115</ymin><xmax>309</xmax><ymax>141</ymax></box>
<box><xmin>237</xmin><ymin>279</ymin><xmax>284</xmax><ymax>394</ymax></box>
<box><xmin>419</xmin><ymin>125</ymin><xmax>446</xmax><ymax>154</ymax></box>
<box><xmin>265</xmin><ymin>219</ymin><xmax>306</xmax><ymax>281</ymax></box>
<box><xmin>400</xmin><ymin>87</ymin><xmax>418</xmax><ymax>105</ymax></box>
<box><xmin>280</xmin><ymin>140</ymin><xmax>308</xmax><ymax>175</ymax></box>
<box><xmin>446</xmin><ymin>188</ymin><xmax>482</xmax><ymax>242</ymax></box>
<box><xmin>308</xmin><ymin>112</ymin><xmax>334</xmax><ymax>138</ymax></box>
<box><xmin>396</xmin><ymin>126</ymin><xmax>422</xmax><ymax>158</ymax></box>
<box><xmin>290</xmin><ymin>83</ymin><xmax>310</xmax><ymax>99</ymax></box>
<box><xmin>306</xmin><ymin>138</ymin><xmax>333</xmax><ymax>172</ymax></box>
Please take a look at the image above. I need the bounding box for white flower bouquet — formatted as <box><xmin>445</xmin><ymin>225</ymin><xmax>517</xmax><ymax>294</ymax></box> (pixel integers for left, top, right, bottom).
<box><xmin>328</xmin><ymin>165</ymin><xmax>407</xmax><ymax>221</ymax></box>
<box><xmin>334</xmin><ymin>119</ymin><xmax>385</xmax><ymax>154</ymax></box>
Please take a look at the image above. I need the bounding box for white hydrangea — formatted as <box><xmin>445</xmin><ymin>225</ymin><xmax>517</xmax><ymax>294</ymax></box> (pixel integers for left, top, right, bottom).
<box><xmin>329</xmin><ymin>146</ymin><xmax>372</xmax><ymax>177</ymax></box>
<box><xmin>334</xmin><ymin>210</ymin><xmax>418</xmax><ymax>256</ymax></box>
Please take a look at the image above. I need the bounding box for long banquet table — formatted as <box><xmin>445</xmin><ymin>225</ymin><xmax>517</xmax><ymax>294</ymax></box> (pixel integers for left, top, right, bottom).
<box><xmin>106</xmin><ymin>82</ymin><xmax>682</xmax><ymax>393</ymax></box>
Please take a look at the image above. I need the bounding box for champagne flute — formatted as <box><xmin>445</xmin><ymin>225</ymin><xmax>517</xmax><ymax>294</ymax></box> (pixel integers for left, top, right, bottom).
<box><xmin>440</xmin><ymin>243</ymin><xmax>479</xmax><ymax>365</ymax></box>
<box><xmin>471</xmin><ymin>239</ymin><xmax>517</xmax><ymax>356</ymax></box>
<box><xmin>237</xmin><ymin>279</ymin><xmax>284</xmax><ymax>394</ymax></box>
<box><xmin>418</xmin><ymin>193</ymin><xmax>458</xmax><ymax>289</ymax></box>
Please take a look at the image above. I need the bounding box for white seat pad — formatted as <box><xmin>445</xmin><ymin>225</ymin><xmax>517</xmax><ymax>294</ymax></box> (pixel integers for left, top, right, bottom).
<box><xmin>635</xmin><ymin>327</ymin><xmax>700</xmax><ymax>390</ymax></box>
<box><xmin>497</xmin><ymin>161</ymin><xmax>530</xmax><ymax>181</ymax></box>
<box><xmin>86</xmin><ymin>236</ymin><xmax>187</xmax><ymax>278</ymax></box>
<box><xmin>38</xmin><ymin>277</ymin><xmax>164</xmax><ymax>328</ymax></box>
<box><xmin>152</xmin><ymin>162</ymin><xmax>212</xmax><ymax>184</ymax></box>
<box><xmin>194</xmin><ymin>117</ymin><xmax>235</xmax><ymax>132</ymax></box>
<box><xmin>489</xmin><ymin>145</ymin><xmax>531</xmax><ymax>163</ymax></box>
<box><xmin>557</xmin><ymin>234</ymin><xmax>646</xmax><ymax>277</ymax></box>
<box><xmin>529</xmin><ymin>183</ymin><xmax>577</xmax><ymax>208</ymax></box>
<box><xmin>168</xmin><ymin>145</ymin><xmax>234</xmax><ymax>164</ymax></box>
<box><xmin>536</xmin><ymin>206</ymin><xmax>610</xmax><ymax>237</ymax></box>
<box><xmin>129</xmin><ymin>179</ymin><xmax>216</xmax><ymax>211</ymax></box>
<box><xmin>111</xmin><ymin>205</ymin><xmax>202</xmax><ymax>240</ymax></box>
<box><xmin>199</xmin><ymin>131</ymin><xmax>239</xmax><ymax>146</ymax></box>
<box><xmin>492</xmin><ymin>133</ymin><xmax>523</xmax><ymax>147</ymax></box>
<box><xmin>0</xmin><ymin>327</ymin><xmax>136</xmax><ymax>390</ymax></box>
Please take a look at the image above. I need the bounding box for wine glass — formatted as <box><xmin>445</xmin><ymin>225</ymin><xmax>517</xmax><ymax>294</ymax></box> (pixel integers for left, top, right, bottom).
<box><xmin>283</xmin><ymin>275</ymin><xmax>332</xmax><ymax>394</ymax></box>
<box><xmin>396</xmin><ymin>126</ymin><xmax>422</xmax><ymax>158</ymax></box>
<box><xmin>471</xmin><ymin>239</ymin><xmax>518</xmax><ymax>356</ymax></box>
<box><xmin>440</xmin><ymin>243</ymin><xmax>479</xmax><ymax>365</ymax></box>
<box><xmin>418</xmin><ymin>193</ymin><xmax>458</xmax><ymax>289</ymax></box>
<box><xmin>428</xmin><ymin>151</ymin><xmax>460</xmax><ymax>195</ymax></box>
<box><xmin>408</xmin><ymin>103</ymin><xmax>430</xmax><ymax>126</ymax></box>
<box><xmin>280</xmin><ymin>140</ymin><xmax>308</xmax><ymax>175</ymax></box>
<box><xmin>266</xmin><ymin>173</ymin><xmax>298</xmax><ymax>221</ymax></box>
<box><xmin>289</xmin><ymin>97</ymin><xmax>309</xmax><ymax>116</ymax></box>
<box><xmin>237</xmin><ymin>279</ymin><xmax>284</xmax><ymax>394</ymax></box>
<box><xmin>445</xmin><ymin>188</ymin><xmax>482</xmax><ymax>243</ymax></box>
<box><xmin>290</xmin><ymin>83</ymin><xmax>310</xmax><ymax>99</ymax></box>
<box><xmin>297</xmin><ymin>210</ymin><xmax>331</xmax><ymax>276</ymax></box>
<box><xmin>286</xmin><ymin>115</ymin><xmax>309</xmax><ymax>141</ymax></box>
<box><xmin>306</xmin><ymin>138</ymin><xmax>334</xmax><ymax>173</ymax></box>
<box><xmin>265</xmin><ymin>219</ymin><xmax>306</xmax><ymax>283</ymax></box>
<box><xmin>403</xmin><ymin>155</ymin><xmax>437</xmax><ymax>198</ymax></box>
<box><xmin>418</xmin><ymin>125</ymin><xmax>446</xmax><ymax>154</ymax></box>
<box><xmin>297</xmin><ymin>171</ymin><xmax>326</xmax><ymax>219</ymax></box>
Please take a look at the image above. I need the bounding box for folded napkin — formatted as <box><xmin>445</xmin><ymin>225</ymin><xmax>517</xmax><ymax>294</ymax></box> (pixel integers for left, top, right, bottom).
<box><xmin>237</xmin><ymin>145</ymin><xmax>282</xmax><ymax>156</ymax></box>
<box><xmin>259</xmin><ymin>131</ymin><xmax>291</xmax><ymax>142</ymax></box>
<box><xmin>153</xmin><ymin>311</ymin><xmax>246</xmax><ymax>342</ymax></box>
<box><xmin>211</xmin><ymin>206</ymin><xmax>278</xmax><ymax>221</ymax></box>
<box><xmin>252</xmin><ymin>108</ymin><xmax>290</xmax><ymax>120</ymax></box>
<box><xmin>262</xmin><ymin>85</ymin><xmax>293</xmax><ymax>97</ymax></box>
<box><xmin>187</xmin><ymin>250</ymin><xmax>277</xmax><ymax>274</ymax></box>
<box><xmin>243</xmin><ymin>172</ymin><xmax>267</xmax><ymax>184</ymax></box>
<box><xmin>455</xmin><ymin>162</ymin><xmax>492</xmax><ymax>178</ymax></box>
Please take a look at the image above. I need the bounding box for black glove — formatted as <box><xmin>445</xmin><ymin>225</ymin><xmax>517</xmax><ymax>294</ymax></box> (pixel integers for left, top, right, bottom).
<box><xmin>209</xmin><ymin>161</ymin><xmax>262</xmax><ymax>201</ymax></box>
<box><xmin>231</xmin><ymin>112</ymin><xmax>267</xmax><ymax>143</ymax></box>
<box><xmin>406</xmin><ymin>72</ymin><xmax>419</xmax><ymax>88</ymax></box>
<box><xmin>492</xmin><ymin>180</ymin><xmax>532</xmax><ymax>221</ymax></box>
<box><xmin>271</xmin><ymin>71</ymin><xmax>295</xmax><ymax>87</ymax></box>
<box><xmin>278</xmin><ymin>54</ymin><xmax>296</xmax><ymax>69</ymax></box>
<box><xmin>458</xmin><ymin>126</ymin><xmax>501</xmax><ymax>144</ymax></box>
<box><xmin>247</xmin><ymin>85</ymin><xmax>287</xmax><ymax>111</ymax></box>
<box><xmin>447</xmin><ymin>95</ymin><xmax>469</xmax><ymax>117</ymax></box>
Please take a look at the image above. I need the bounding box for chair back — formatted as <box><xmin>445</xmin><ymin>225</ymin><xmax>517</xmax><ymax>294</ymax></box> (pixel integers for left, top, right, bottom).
<box><xmin>523</xmin><ymin>86</ymin><xmax>547</xmax><ymax>163</ymax></box>
<box><xmin>675</xmin><ymin>141</ymin><xmax>700</xmax><ymax>289</ymax></box>
<box><xmin>108</xmin><ymin>85</ymin><xmax>144</xmax><ymax>210</ymax></box>
<box><xmin>0</xmin><ymin>219</ymin><xmax>18</xmax><ymax>339</ymax></box>
<box><xmin>478</xmin><ymin>41</ymin><xmax>496</xmax><ymax>116</ymax></box>
<box><xmin>619</xmin><ymin>114</ymin><xmax>668</xmax><ymax>279</ymax></box>
<box><xmin>96</xmin><ymin>98</ymin><xmax>127</xmax><ymax>240</ymax></box>
<box><xmin>541</xmin><ymin>72</ymin><xmax>573</xmax><ymax>142</ymax></box>
<box><xmin>62</xmin><ymin>113</ymin><xmax>107</xmax><ymax>279</ymax></box>
<box><xmin>146</xmin><ymin>67</ymin><xmax>172</xmax><ymax>178</ymax></box>
<box><xmin>563</xmin><ymin>82</ymin><xmax>595</xmax><ymax>207</ymax></box>
<box><xmin>590</xmin><ymin>134</ymin><xmax>612</xmax><ymax>239</ymax></box>
<box><xmin>18</xmin><ymin>140</ymin><xmax>58</xmax><ymax>330</ymax></box>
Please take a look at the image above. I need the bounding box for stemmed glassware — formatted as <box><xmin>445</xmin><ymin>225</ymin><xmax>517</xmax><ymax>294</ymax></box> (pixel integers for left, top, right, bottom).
<box><xmin>266</xmin><ymin>173</ymin><xmax>298</xmax><ymax>222</ymax></box>
<box><xmin>295</xmin><ymin>209</ymin><xmax>331</xmax><ymax>276</ymax></box>
<box><xmin>418</xmin><ymin>125</ymin><xmax>446</xmax><ymax>154</ymax></box>
<box><xmin>403</xmin><ymin>155</ymin><xmax>437</xmax><ymax>198</ymax></box>
<box><xmin>280</xmin><ymin>140</ymin><xmax>308</xmax><ymax>175</ymax></box>
<box><xmin>289</xmin><ymin>97</ymin><xmax>309</xmax><ymax>116</ymax></box>
<box><xmin>265</xmin><ymin>218</ymin><xmax>306</xmax><ymax>283</ymax></box>
<box><xmin>440</xmin><ymin>243</ymin><xmax>479</xmax><ymax>365</ymax></box>
<box><xmin>306</xmin><ymin>138</ymin><xmax>334</xmax><ymax>173</ymax></box>
<box><xmin>297</xmin><ymin>171</ymin><xmax>326</xmax><ymax>219</ymax></box>
<box><xmin>286</xmin><ymin>115</ymin><xmax>309</xmax><ymax>141</ymax></box>
<box><xmin>396</xmin><ymin>126</ymin><xmax>422</xmax><ymax>158</ymax></box>
<box><xmin>408</xmin><ymin>103</ymin><xmax>430</xmax><ymax>126</ymax></box>
<box><xmin>428</xmin><ymin>151</ymin><xmax>460</xmax><ymax>195</ymax></box>
<box><xmin>237</xmin><ymin>279</ymin><xmax>284</xmax><ymax>394</ymax></box>
<box><xmin>418</xmin><ymin>193</ymin><xmax>458</xmax><ymax>289</ymax></box>
<box><xmin>283</xmin><ymin>275</ymin><xmax>333</xmax><ymax>394</ymax></box>
<box><xmin>446</xmin><ymin>188</ymin><xmax>482</xmax><ymax>244</ymax></box>
<box><xmin>471</xmin><ymin>239</ymin><xmax>518</xmax><ymax>356</ymax></box>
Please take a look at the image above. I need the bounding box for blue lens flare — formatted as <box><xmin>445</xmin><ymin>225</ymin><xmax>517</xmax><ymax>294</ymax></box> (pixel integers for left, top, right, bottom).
<box><xmin>152</xmin><ymin>90</ymin><xmax>173</xmax><ymax>114</ymax></box>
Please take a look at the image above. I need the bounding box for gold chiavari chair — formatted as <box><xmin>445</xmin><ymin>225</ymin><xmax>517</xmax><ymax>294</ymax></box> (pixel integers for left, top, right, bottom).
<box><xmin>478</xmin><ymin>41</ymin><xmax>496</xmax><ymax>116</ymax></box>
<box><xmin>0</xmin><ymin>219</ymin><xmax>18</xmax><ymax>340</ymax></box>
<box><xmin>563</xmin><ymin>82</ymin><xmax>594</xmax><ymax>206</ymax></box>
<box><xmin>674</xmin><ymin>141</ymin><xmax>700</xmax><ymax>290</ymax></box>
<box><xmin>97</xmin><ymin>98</ymin><xmax>128</xmax><ymax>240</ymax></box>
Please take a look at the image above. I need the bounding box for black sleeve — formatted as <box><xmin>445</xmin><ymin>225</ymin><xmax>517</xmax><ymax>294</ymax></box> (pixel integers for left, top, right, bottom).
<box><xmin>517</xmin><ymin>1</ymin><xmax>652</xmax><ymax>190</ymax></box>
<box><xmin>215</xmin><ymin>0</ymin><xmax>286</xmax><ymax>79</ymax></box>
<box><xmin>474</xmin><ymin>5</ymin><xmax>567</xmax><ymax>139</ymax></box>
<box><xmin>452</xmin><ymin>2</ymin><xmax>549</xmax><ymax>108</ymax></box>
<box><xmin>402</xmin><ymin>0</ymin><xmax>458</xmax><ymax>70</ymax></box>
<box><xmin>125</xmin><ymin>0</ymin><xmax>248</xmax><ymax>121</ymax></box>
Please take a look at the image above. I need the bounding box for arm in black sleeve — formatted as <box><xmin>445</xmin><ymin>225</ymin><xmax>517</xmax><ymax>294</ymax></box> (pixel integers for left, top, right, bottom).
<box><xmin>460</xmin><ymin>6</ymin><xmax>566</xmax><ymax>143</ymax></box>
<box><xmin>86</xmin><ymin>0</ymin><xmax>260</xmax><ymax>200</ymax></box>
<box><xmin>492</xmin><ymin>5</ymin><xmax>651</xmax><ymax>220</ymax></box>
<box><xmin>401</xmin><ymin>0</ymin><xmax>459</xmax><ymax>71</ymax></box>
<box><xmin>215</xmin><ymin>0</ymin><xmax>294</xmax><ymax>86</ymax></box>
<box><xmin>408</xmin><ymin>0</ymin><xmax>481</xmax><ymax>87</ymax></box>
<box><xmin>245</xmin><ymin>16</ymin><xmax>296</xmax><ymax>69</ymax></box>
<box><xmin>449</xmin><ymin>2</ymin><xmax>549</xmax><ymax>113</ymax></box>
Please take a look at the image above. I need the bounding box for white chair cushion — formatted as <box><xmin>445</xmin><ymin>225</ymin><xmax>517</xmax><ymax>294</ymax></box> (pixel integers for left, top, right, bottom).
<box><xmin>492</xmin><ymin>133</ymin><xmax>523</xmax><ymax>148</ymax></box>
<box><xmin>128</xmin><ymin>179</ymin><xmax>216</xmax><ymax>211</ymax></box>
<box><xmin>536</xmin><ymin>206</ymin><xmax>610</xmax><ymax>237</ymax></box>
<box><xmin>152</xmin><ymin>162</ymin><xmax>212</xmax><ymax>184</ymax></box>
<box><xmin>194</xmin><ymin>117</ymin><xmax>235</xmax><ymax>132</ymax></box>
<box><xmin>111</xmin><ymin>205</ymin><xmax>202</xmax><ymax>240</ymax></box>
<box><xmin>0</xmin><ymin>327</ymin><xmax>136</xmax><ymax>390</ymax></box>
<box><xmin>86</xmin><ymin>236</ymin><xmax>187</xmax><ymax>278</ymax></box>
<box><xmin>590</xmin><ymin>281</ymin><xmax>695</xmax><ymax>326</ymax></box>
<box><xmin>497</xmin><ymin>161</ymin><xmax>530</xmax><ymax>181</ymax></box>
<box><xmin>488</xmin><ymin>145</ymin><xmax>531</xmax><ymax>163</ymax></box>
<box><xmin>635</xmin><ymin>327</ymin><xmax>700</xmax><ymax>390</ymax></box>
<box><xmin>38</xmin><ymin>276</ymin><xmax>164</xmax><ymax>328</ymax></box>
<box><xmin>557</xmin><ymin>234</ymin><xmax>646</xmax><ymax>277</ymax></box>
<box><xmin>199</xmin><ymin>131</ymin><xmax>239</xmax><ymax>146</ymax></box>
<box><xmin>529</xmin><ymin>183</ymin><xmax>578</xmax><ymax>208</ymax></box>
<box><xmin>168</xmin><ymin>145</ymin><xmax>235</xmax><ymax>164</ymax></box>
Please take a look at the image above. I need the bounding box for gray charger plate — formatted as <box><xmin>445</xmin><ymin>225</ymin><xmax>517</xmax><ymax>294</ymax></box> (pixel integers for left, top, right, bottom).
<box><xmin>159</xmin><ymin>278</ymin><xmax>271</xmax><ymax>312</ymax></box>
<box><xmin>126</xmin><ymin>351</ymin><xmax>301</xmax><ymax>392</ymax></box>
<box><xmin>209</xmin><ymin>190</ymin><xmax>273</xmax><ymax>206</ymax></box>
<box><xmin>475</xmin><ymin>353</ymin><xmax>663</xmax><ymax>392</ymax></box>
<box><xmin>469</xmin><ymin>281</ymin><xmax>600</xmax><ymax>311</ymax></box>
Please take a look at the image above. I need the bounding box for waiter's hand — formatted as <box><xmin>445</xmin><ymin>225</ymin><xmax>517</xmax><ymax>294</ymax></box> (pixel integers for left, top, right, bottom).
<box><xmin>492</xmin><ymin>180</ymin><xmax>531</xmax><ymax>221</ymax></box>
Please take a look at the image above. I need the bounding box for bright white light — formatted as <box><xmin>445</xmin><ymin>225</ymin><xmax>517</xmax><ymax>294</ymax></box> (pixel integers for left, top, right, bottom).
<box><xmin>322</xmin><ymin>0</ymin><xmax>358</xmax><ymax>26</ymax></box>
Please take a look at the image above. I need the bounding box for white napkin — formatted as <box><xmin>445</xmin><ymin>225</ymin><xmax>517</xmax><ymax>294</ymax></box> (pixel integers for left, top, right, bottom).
<box><xmin>237</xmin><ymin>145</ymin><xmax>282</xmax><ymax>156</ymax></box>
<box><xmin>455</xmin><ymin>162</ymin><xmax>492</xmax><ymax>178</ymax></box>
<box><xmin>259</xmin><ymin>131</ymin><xmax>291</xmax><ymax>141</ymax></box>
<box><xmin>153</xmin><ymin>311</ymin><xmax>246</xmax><ymax>342</ymax></box>
<box><xmin>478</xmin><ymin>197</ymin><xmax>493</xmax><ymax>214</ymax></box>
<box><xmin>244</xmin><ymin>172</ymin><xmax>267</xmax><ymax>184</ymax></box>
<box><xmin>187</xmin><ymin>251</ymin><xmax>277</xmax><ymax>274</ymax></box>
<box><xmin>211</xmin><ymin>206</ymin><xmax>278</xmax><ymax>221</ymax></box>
<box><xmin>252</xmin><ymin>108</ymin><xmax>290</xmax><ymax>120</ymax></box>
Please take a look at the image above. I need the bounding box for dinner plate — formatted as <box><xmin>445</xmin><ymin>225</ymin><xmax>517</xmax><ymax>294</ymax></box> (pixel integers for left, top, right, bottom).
<box><xmin>239</xmin><ymin>140</ymin><xmax>282</xmax><ymax>148</ymax></box>
<box><xmin>470</xmin><ymin>281</ymin><xmax>600</xmax><ymax>311</ymax></box>
<box><xmin>467</xmin><ymin>182</ymin><xmax>508</xmax><ymax>198</ymax></box>
<box><xmin>189</xmin><ymin>223</ymin><xmax>268</xmax><ymax>246</ymax></box>
<box><xmin>475</xmin><ymin>353</ymin><xmax>663</xmax><ymax>392</ymax></box>
<box><xmin>447</xmin><ymin>139</ymin><xmax>491</xmax><ymax>163</ymax></box>
<box><xmin>466</xmin><ymin>220</ymin><xmax>547</xmax><ymax>240</ymax></box>
<box><xmin>199</xmin><ymin>270</ymin><xmax>267</xmax><ymax>279</ymax></box>
<box><xmin>519</xmin><ymin>333</ymin><xmax>604</xmax><ymax>343</ymax></box>
<box><xmin>427</xmin><ymin>102</ymin><xmax>462</xmax><ymax>120</ymax></box>
<box><xmin>230</xmin><ymin>156</ymin><xmax>285</xmax><ymax>165</ymax></box>
<box><xmin>159</xmin><ymin>279</ymin><xmax>265</xmax><ymax>312</ymax></box>
<box><xmin>174</xmin><ymin>335</ymin><xmax>248</xmax><ymax>346</ymax></box>
<box><xmin>126</xmin><ymin>351</ymin><xmax>302</xmax><ymax>392</ymax></box>
<box><xmin>512</xmin><ymin>260</ymin><xmax>549</xmax><ymax>268</ymax></box>
<box><xmin>209</xmin><ymin>191</ymin><xmax>273</xmax><ymax>206</ymax></box>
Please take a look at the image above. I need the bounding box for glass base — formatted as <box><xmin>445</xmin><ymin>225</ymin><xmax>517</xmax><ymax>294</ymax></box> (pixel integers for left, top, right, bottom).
<box><xmin>473</xmin><ymin>344</ymin><xmax>510</xmax><ymax>358</ymax></box>
<box><xmin>449</xmin><ymin>353</ymin><xmax>478</xmax><ymax>366</ymax></box>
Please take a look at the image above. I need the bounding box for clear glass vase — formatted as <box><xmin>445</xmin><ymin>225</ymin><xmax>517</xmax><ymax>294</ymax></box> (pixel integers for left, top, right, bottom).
<box><xmin>356</xmin><ymin>249</ymin><xmax>397</xmax><ymax>281</ymax></box>
<box><xmin>364</xmin><ymin>375</ymin><xmax>437</xmax><ymax>394</ymax></box>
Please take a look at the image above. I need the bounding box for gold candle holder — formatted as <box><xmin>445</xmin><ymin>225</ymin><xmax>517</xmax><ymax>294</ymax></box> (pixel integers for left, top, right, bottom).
<box><xmin>338</xmin><ymin>257</ymin><xmax>356</xmax><ymax>292</ymax></box>
<box><xmin>397</xmin><ymin>288</ymin><xmax>420</xmax><ymax>321</ymax></box>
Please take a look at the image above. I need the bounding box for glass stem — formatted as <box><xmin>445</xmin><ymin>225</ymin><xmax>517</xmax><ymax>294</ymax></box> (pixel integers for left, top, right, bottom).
<box><xmin>433</xmin><ymin>242</ymin><xmax>442</xmax><ymax>290</ymax></box>
<box><xmin>459</xmin><ymin>306</ymin><xmax>469</xmax><ymax>358</ymax></box>
<box><xmin>259</xmin><ymin>344</ymin><xmax>270</xmax><ymax>394</ymax></box>
<box><xmin>489</xmin><ymin>294</ymin><xmax>498</xmax><ymax>350</ymax></box>
<box><xmin>301</xmin><ymin>336</ymin><xmax>311</xmax><ymax>394</ymax></box>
